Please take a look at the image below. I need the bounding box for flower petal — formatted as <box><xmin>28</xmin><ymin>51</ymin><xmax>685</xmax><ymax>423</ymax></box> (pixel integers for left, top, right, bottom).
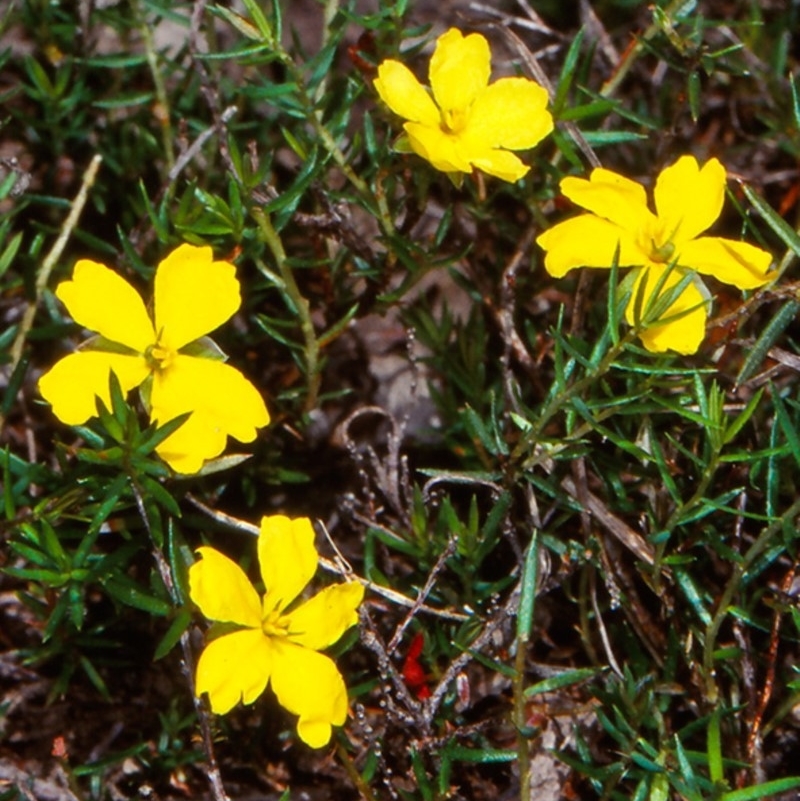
<box><xmin>470</xmin><ymin>149</ymin><xmax>530</xmax><ymax>183</ymax></box>
<box><xmin>150</xmin><ymin>355</ymin><xmax>269</xmax><ymax>472</ymax></box>
<box><xmin>625</xmin><ymin>265</ymin><xmax>709</xmax><ymax>354</ymax></box>
<box><xmin>285</xmin><ymin>582</ymin><xmax>364</xmax><ymax>651</ymax></box>
<box><xmin>270</xmin><ymin>640</ymin><xmax>348</xmax><ymax>747</ymax></box>
<box><xmin>154</xmin><ymin>244</ymin><xmax>241</xmax><ymax>351</ymax></box>
<box><xmin>258</xmin><ymin>515</ymin><xmax>318</xmax><ymax>612</ymax></box>
<box><xmin>404</xmin><ymin>122</ymin><xmax>473</xmax><ymax>174</ymax></box>
<box><xmin>654</xmin><ymin>156</ymin><xmax>725</xmax><ymax>243</ymax></box>
<box><xmin>189</xmin><ymin>546</ymin><xmax>262</xmax><ymax>628</ymax></box>
<box><xmin>374</xmin><ymin>60</ymin><xmax>440</xmax><ymax>127</ymax></box>
<box><xmin>196</xmin><ymin>629</ymin><xmax>272</xmax><ymax>714</ymax></box>
<box><xmin>678</xmin><ymin>236</ymin><xmax>773</xmax><ymax>290</ymax></box>
<box><xmin>536</xmin><ymin>215</ymin><xmax>645</xmax><ymax>278</ymax></box>
<box><xmin>38</xmin><ymin>350</ymin><xmax>149</xmax><ymax>425</ymax></box>
<box><xmin>466</xmin><ymin>77</ymin><xmax>552</xmax><ymax>151</ymax></box>
<box><xmin>560</xmin><ymin>168</ymin><xmax>655</xmax><ymax>232</ymax></box>
<box><xmin>55</xmin><ymin>260</ymin><xmax>154</xmax><ymax>352</ymax></box>
<box><xmin>429</xmin><ymin>28</ymin><xmax>490</xmax><ymax>115</ymax></box>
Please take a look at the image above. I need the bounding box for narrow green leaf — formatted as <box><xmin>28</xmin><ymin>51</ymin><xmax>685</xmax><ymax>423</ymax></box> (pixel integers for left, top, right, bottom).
<box><xmin>674</xmin><ymin>567</ymin><xmax>712</xmax><ymax>625</ymax></box>
<box><xmin>742</xmin><ymin>183</ymin><xmax>800</xmax><ymax>257</ymax></box>
<box><xmin>103</xmin><ymin>575</ymin><xmax>172</xmax><ymax>616</ymax></box>
<box><xmin>516</xmin><ymin>532</ymin><xmax>539</xmax><ymax>641</ymax></box>
<box><xmin>721</xmin><ymin>777</ymin><xmax>800</xmax><ymax>801</ymax></box>
<box><xmin>773</xmin><ymin>388</ymin><xmax>800</xmax><ymax>469</ymax></box>
<box><xmin>442</xmin><ymin>745</ymin><xmax>516</xmax><ymax>763</ymax></box>
<box><xmin>723</xmin><ymin>387</ymin><xmax>764</xmax><ymax>445</ymax></box>
<box><xmin>524</xmin><ymin>667</ymin><xmax>601</xmax><ymax>698</ymax></box>
<box><xmin>707</xmin><ymin>708</ymin><xmax>723</xmax><ymax>784</ymax></box>
<box><xmin>153</xmin><ymin>608</ymin><xmax>192</xmax><ymax>660</ymax></box>
<box><xmin>736</xmin><ymin>300</ymin><xmax>800</xmax><ymax>386</ymax></box>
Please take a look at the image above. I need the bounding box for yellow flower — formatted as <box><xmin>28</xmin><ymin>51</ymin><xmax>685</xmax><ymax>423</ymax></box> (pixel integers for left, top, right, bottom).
<box><xmin>373</xmin><ymin>28</ymin><xmax>553</xmax><ymax>183</ymax></box>
<box><xmin>189</xmin><ymin>515</ymin><xmax>364</xmax><ymax>748</ymax></box>
<box><xmin>38</xmin><ymin>244</ymin><xmax>269</xmax><ymax>473</ymax></box>
<box><xmin>536</xmin><ymin>156</ymin><xmax>773</xmax><ymax>354</ymax></box>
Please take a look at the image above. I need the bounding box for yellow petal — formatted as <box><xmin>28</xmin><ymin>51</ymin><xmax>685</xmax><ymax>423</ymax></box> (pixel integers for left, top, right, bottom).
<box><xmin>270</xmin><ymin>640</ymin><xmax>348</xmax><ymax>747</ymax></box>
<box><xmin>154</xmin><ymin>244</ymin><xmax>241</xmax><ymax>351</ymax></box>
<box><xmin>429</xmin><ymin>28</ymin><xmax>490</xmax><ymax>115</ymax></box>
<box><xmin>536</xmin><ymin>215</ymin><xmax>645</xmax><ymax>278</ymax></box>
<box><xmin>466</xmin><ymin>77</ymin><xmax>553</xmax><ymax>151</ymax></box>
<box><xmin>285</xmin><ymin>582</ymin><xmax>364</xmax><ymax>651</ymax></box>
<box><xmin>196</xmin><ymin>629</ymin><xmax>272</xmax><ymax>714</ymax></box>
<box><xmin>560</xmin><ymin>168</ymin><xmax>655</xmax><ymax>233</ymax></box>
<box><xmin>404</xmin><ymin>122</ymin><xmax>473</xmax><ymax>174</ymax></box>
<box><xmin>189</xmin><ymin>547</ymin><xmax>262</xmax><ymax>628</ymax></box>
<box><xmin>258</xmin><ymin>515</ymin><xmax>318</xmax><ymax>612</ymax></box>
<box><xmin>38</xmin><ymin>350</ymin><xmax>149</xmax><ymax>425</ymax></box>
<box><xmin>55</xmin><ymin>260</ymin><xmax>154</xmax><ymax>352</ymax></box>
<box><xmin>150</xmin><ymin>355</ymin><xmax>269</xmax><ymax>472</ymax></box>
<box><xmin>625</xmin><ymin>265</ymin><xmax>708</xmax><ymax>354</ymax></box>
<box><xmin>677</xmin><ymin>236</ymin><xmax>772</xmax><ymax>290</ymax></box>
<box><xmin>654</xmin><ymin>156</ymin><xmax>725</xmax><ymax>243</ymax></box>
<box><xmin>154</xmin><ymin>412</ymin><xmax>227</xmax><ymax>473</ymax></box>
<box><xmin>470</xmin><ymin>150</ymin><xmax>530</xmax><ymax>183</ymax></box>
<box><xmin>374</xmin><ymin>60</ymin><xmax>440</xmax><ymax>127</ymax></box>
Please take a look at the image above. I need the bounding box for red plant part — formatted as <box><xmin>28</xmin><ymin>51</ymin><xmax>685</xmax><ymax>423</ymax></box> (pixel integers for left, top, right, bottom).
<box><xmin>402</xmin><ymin>632</ymin><xmax>431</xmax><ymax>700</ymax></box>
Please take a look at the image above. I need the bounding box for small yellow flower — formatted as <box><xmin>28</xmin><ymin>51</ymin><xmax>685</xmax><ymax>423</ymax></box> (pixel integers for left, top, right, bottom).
<box><xmin>536</xmin><ymin>156</ymin><xmax>773</xmax><ymax>354</ymax></box>
<box><xmin>38</xmin><ymin>244</ymin><xmax>269</xmax><ymax>472</ymax></box>
<box><xmin>374</xmin><ymin>28</ymin><xmax>553</xmax><ymax>183</ymax></box>
<box><xmin>189</xmin><ymin>515</ymin><xmax>364</xmax><ymax>748</ymax></box>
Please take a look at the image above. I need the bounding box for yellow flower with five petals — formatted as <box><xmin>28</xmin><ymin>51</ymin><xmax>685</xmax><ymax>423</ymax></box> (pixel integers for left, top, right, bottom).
<box><xmin>374</xmin><ymin>28</ymin><xmax>553</xmax><ymax>183</ymax></box>
<box><xmin>188</xmin><ymin>515</ymin><xmax>364</xmax><ymax>748</ymax></box>
<box><xmin>38</xmin><ymin>244</ymin><xmax>269</xmax><ymax>472</ymax></box>
<box><xmin>536</xmin><ymin>156</ymin><xmax>773</xmax><ymax>354</ymax></box>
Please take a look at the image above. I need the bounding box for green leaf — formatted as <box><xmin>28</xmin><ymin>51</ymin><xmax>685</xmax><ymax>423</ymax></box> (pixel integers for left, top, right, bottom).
<box><xmin>103</xmin><ymin>575</ymin><xmax>172</xmax><ymax>616</ymax></box>
<box><xmin>707</xmin><ymin>708</ymin><xmax>723</xmax><ymax>784</ymax></box>
<box><xmin>153</xmin><ymin>608</ymin><xmax>192</xmax><ymax>660</ymax></box>
<box><xmin>524</xmin><ymin>667</ymin><xmax>602</xmax><ymax>698</ymax></box>
<box><xmin>736</xmin><ymin>300</ymin><xmax>800</xmax><ymax>386</ymax></box>
<box><xmin>742</xmin><ymin>183</ymin><xmax>800</xmax><ymax>257</ymax></box>
<box><xmin>721</xmin><ymin>777</ymin><xmax>800</xmax><ymax>801</ymax></box>
<box><xmin>442</xmin><ymin>744</ymin><xmax>516</xmax><ymax>763</ymax></box>
<box><xmin>516</xmin><ymin>532</ymin><xmax>539</xmax><ymax>642</ymax></box>
<box><xmin>553</xmin><ymin>27</ymin><xmax>586</xmax><ymax>115</ymax></box>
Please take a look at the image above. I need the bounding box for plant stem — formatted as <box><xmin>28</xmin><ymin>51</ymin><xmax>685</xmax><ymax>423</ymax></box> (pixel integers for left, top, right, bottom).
<box><xmin>512</xmin><ymin>329</ymin><xmax>637</xmax><ymax>466</ymax></box>
<box><xmin>253</xmin><ymin>207</ymin><xmax>321</xmax><ymax>411</ymax></box>
<box><xmin>703</xmin><ymin>497</ymin><xmax>800</xmax><ymax>703</ymax></box>
<box><xmin>1</xmin><ymin>153</ymin><xmax>102</xmax><ymax>434</ymax></box>
<box><xmin>135</xmin><ymin>0</ymin><xmax>176</xmax><ymax>173</ymax></box>
<box><xmin>600</xmin><ymin>0</ymin><xmax>695</xmax><ymax>98</ymax></box>
<box><xmin>514</xmin><ymin>533</ymin><xmax>540</xmax><ymax>801</ymax></box>
<box><xmin>336</xmin><ymin>739</ymin><xmax>379</xmax><ymax>801</ymax></box>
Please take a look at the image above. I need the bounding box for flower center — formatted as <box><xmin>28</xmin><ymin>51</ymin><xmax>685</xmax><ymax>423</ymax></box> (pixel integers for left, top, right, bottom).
<box><xmin>638</xmin><ymin>219</ymin><xmax>677</xmax><ymax>264</ymax></box>
<box><xmin>441</xmin><ymin>106</ymin><xmax>469</xmax><ymax>135</ymax></box>
<box><xmin>649</xmin><ymin>240</ymin><xmax>676</xmax><ymax>263</ymax></box>
<box><xmin>261</xmin><ymin>609</ymin><xmax>289</xmax><ymax>638</ymax></box>
<box><xmin>144</xmin><ymin>342</ymin><xmax>176</xmax><ymax>371</ymax></box>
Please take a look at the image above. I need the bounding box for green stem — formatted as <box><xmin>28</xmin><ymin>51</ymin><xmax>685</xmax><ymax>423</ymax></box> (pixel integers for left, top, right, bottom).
<box><xmin>514</xmin><ymin>533</ymin><xmax>540</xmax><ymax>801</ymax></box>
<box><xmin>135</xmin><ymin>0</ymin><xmax>175</xmax><ymax>173</ymax></box>
<box><xmin>253</xmin><ymin>207</ymin><xmax>321</xmax><ymax>411</ymax></box>
<box><xmin>513</xmin><ymin>329</ymin><xmax>638</xmax><ymax>466</ymax></box>
<box><xmin>336</xmin><ymin>739</ymin><xmax>379</xmax><ymax>801</ymax></box>
<box><xmin>652</xmin><ymin>451</ymin><xmax>721</xmax><ymax>589</ymax></box>
<box><xmin>600</xmin><ymin>0</ymin><xmax>695</xmax><ymax>98</ymax></box>
<box><xmin>702</xmin><ymin>497</ymin><xmax>800</xmax><ymax>703</ymax></box>
<box><xmin>272</xmin><ymin>44</ymin><xmax>396</xmax><ymax>243</ymax></box>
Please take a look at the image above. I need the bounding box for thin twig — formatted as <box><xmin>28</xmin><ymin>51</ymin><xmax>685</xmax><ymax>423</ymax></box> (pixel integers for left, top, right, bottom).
<box><xmin>386</xmin><ymin>536</ymin><xmax>458</xmax><ymax>653</ymax></box>
<box><xmin>129</xmin><ymin>480</ymin><xmax>230</xmax><ymax>801</ymax></box>
<box><xmin>2</xmin><ymin>154</ymin><xmax>102</xmax><ymax>434</ymax></box>
<box><xmin>185</xmin><ymin>494</ymin><xmax>470</xmax><ymax>622</ymax></box>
